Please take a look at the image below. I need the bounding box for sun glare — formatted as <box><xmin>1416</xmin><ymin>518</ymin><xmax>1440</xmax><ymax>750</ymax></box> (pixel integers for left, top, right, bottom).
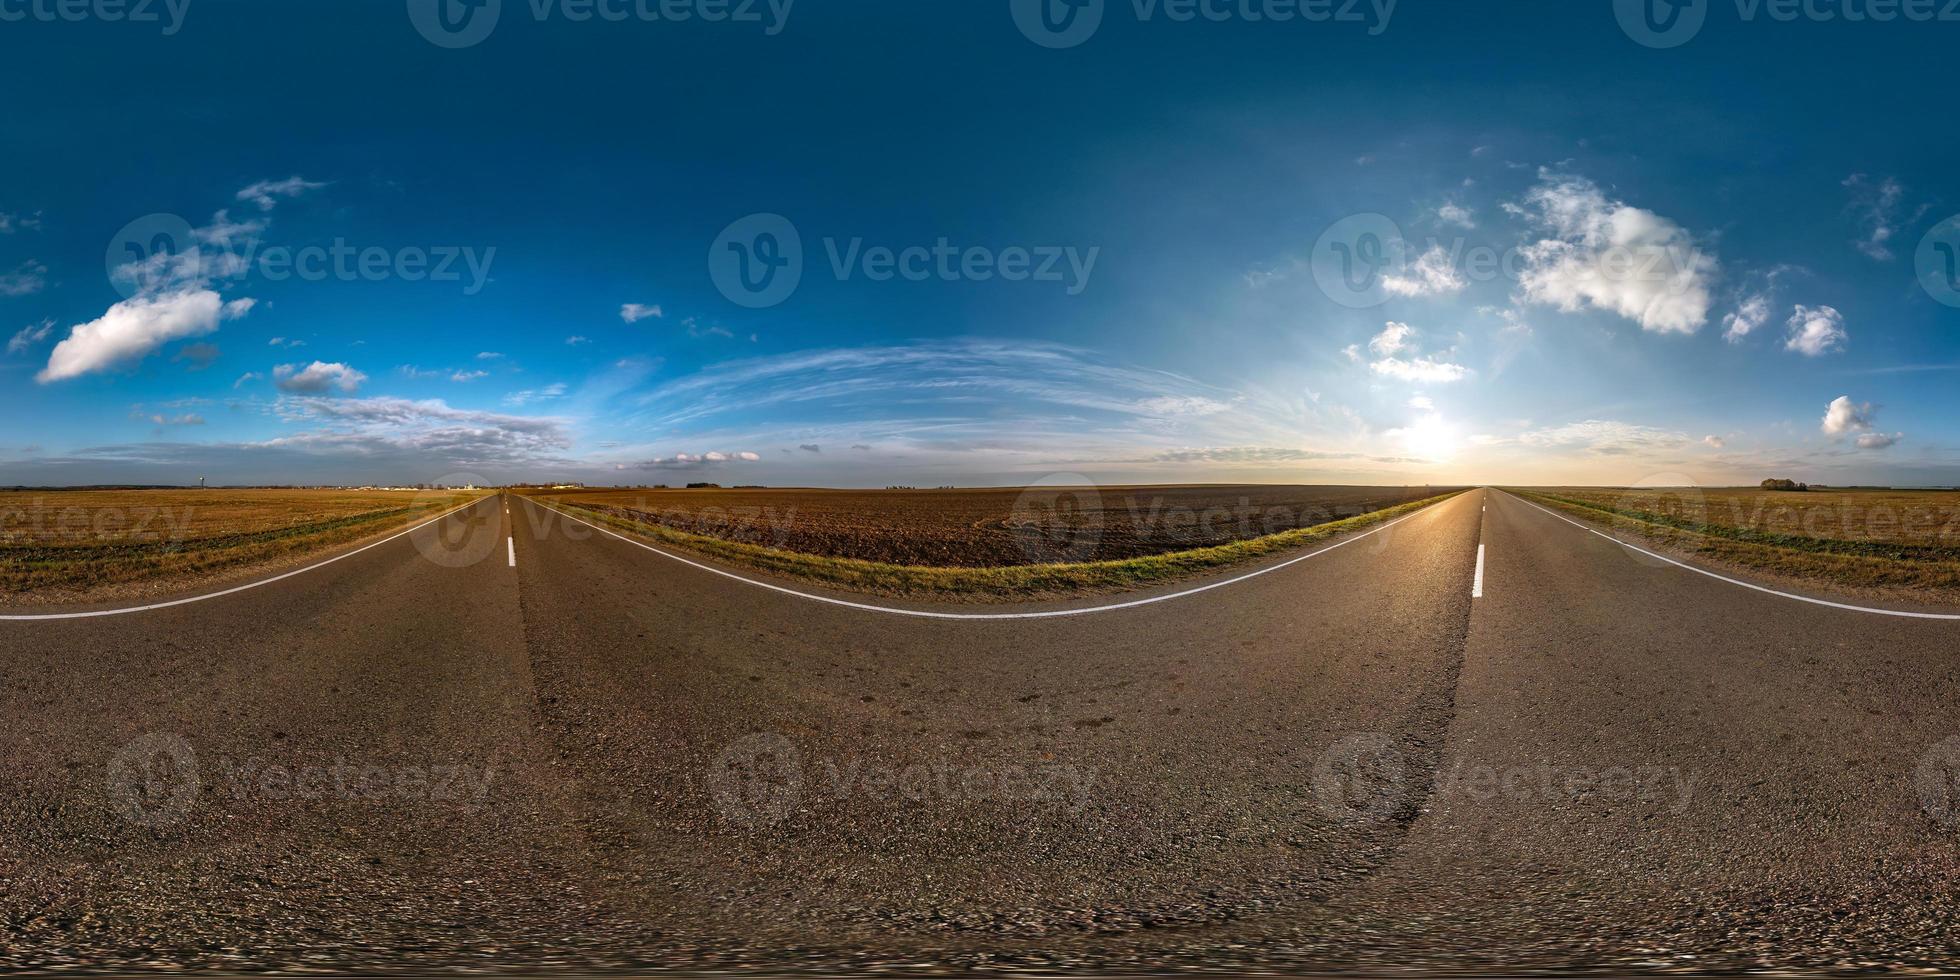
<box><xmin>1399</xmin><ymin>413</ymin><xmax>1460</xmax><ymax>462</ymax></box>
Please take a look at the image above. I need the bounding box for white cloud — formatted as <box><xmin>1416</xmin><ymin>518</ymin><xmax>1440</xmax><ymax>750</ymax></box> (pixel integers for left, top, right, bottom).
<box><xmin>1362</xmin><ymin>321</ymin><xmax>1467</xmax><ymax>382</ymax></box>
<box><xmin>1511</xmin><ymin>171</ymin><xmax>1716</xmax><ymax>334</ymax></box>
<box><xmin>269</xmin><ymin>395</ymin><xmax>573</xmax><ymax>465</ymax></box>
<box><xmin>42</xmin><ymin>207</ymin><xmax>267</xmax><ymax>381</ymax></box>
<box><xmin>0</xmin><ymin>260</ymin><xmax>48</xmax><ymax>297</ymax></box>
<box><xmin>1820</xmin><ymin>395</ymin><xmax>1873</xmax><ymax>437</ymax></box>
<box><xmin>1134</xmin><ymin>395</ymin><xmax>1233</xmax><ymax>417</ymax></box>
<box><xmin>565</xmin><ymin>335</ymin><xmax>589</xmax><ymax>345</ymax></box>
<box><xmin>1370</xmin><ymin>356</ymin><xmax>1468</xmax><ymax>383</ymax></box>
<box><xmin>1722</xmin><ymin>293</ymin><xmax>1770</xmax><ymax>343</ymax></box>
<box><xmin>0</xmin><ymin>211</ymin><xmax>43</xmax><ymax>234</ymax></box>
<box><xmin>1784</xmin><ymin>305</ymin><xmax>1846</xmax><ymax>357</ymax></box>
<box><xmin>503</xmin><ymin>382</ymin><xmax>568</xmax><ymax>407</ymax></box>
<box><xmin>1436</xmin><ymin>202</ymin><xmax>1475</xmax><ymax>228</ymax></box>
<box><xmin>1369</xmin><ymin>321</ymin><xmax>1415</xmax><ymax>356</ymax></box>
<box><xmin>139</xmin><ymin>412</ymin><xmax>205</xmax><ymax>427</ymax></box>
<box><xmin>1842</xmin><ymin>174</ymin><xmax>1906</xmax><ymax>260</ymax></box>
<box><xmin>632</xmin><ymin>448</ymin><xmax>763</xmax><ymax>470</ymax></box>
<box><xmin>450</xmin><ymin>370</ymin><xmax>488</xmax><ymax>382</ymax></box>
<box><xmin>268</xmin><ymin>336</ymin><xmax>305</xmax><ymax>348</ymax></box>
<box><xmin>274</xmin><ymin>361</ymin><xmax>367</xmax><ymax>394</ymax></box>
<box><xmin>7</xmin><ymin>318</ymin><xmax>53</xmax><ymax>355</ymax></box>
<box><xmin>620</xmin><ymin>303</ymin><xmax>663</xmax><ymax>323</ymax></box>
<box><xmin>233</xmin><ymin>371</ymin><xmax>262</xmax><ymax>389</ymax></box>
<box><xmin>476</xmin><ymin>351</ymin><xmax>504</xmax><ymax>360</ymax></box>
<box><xmin>1381</xmin><ymin>245</ymin><xmax>1465</xmax><ymax>298</ymax></box>
<box><xmin>236</xmin><ymin>176</ymin><xmax>326</xmax><ymax>212</ymax></box>
<box><xmin>38</xmin><ymin>291</ymin><xmax>255</xmax><ymax>383</ymax></box>
<box><xmin>1242</xmin><ymin>265</ymin><xmax>1285</xmax><ymax>288</ymax></box>
<box><xmin>1409</xmin><ymin>395</ymin><xmax>1435</xmax><ymax>411</ymax></box>
<box><xmin>1820</xmin><ymin>396</ymin><xmax>1900</xmax><ymax>448</ymax></box>
<box><xmin>1341</xmin><ymin>344</ymin><xmax>1362</xmax><ymax>362</ymax></box>
<box><xmin>1702</xmin><ymin>435</ymin><xmax>1726</xmax><ymax>448</ymax></box>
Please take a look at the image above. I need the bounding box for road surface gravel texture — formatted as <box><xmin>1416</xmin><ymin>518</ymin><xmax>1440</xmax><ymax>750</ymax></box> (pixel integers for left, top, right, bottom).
<box><xmin>3</xmin><ymin>489</ymin><xmax>1958</xmax><ymax>974</ymax></box>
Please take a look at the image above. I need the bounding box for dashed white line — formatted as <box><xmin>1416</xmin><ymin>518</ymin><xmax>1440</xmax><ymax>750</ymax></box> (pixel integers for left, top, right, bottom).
<box><xmin>1472</xmin><ymin>544</ymin><xmax>1485</xmax><ymax>599</ymax></box>
<box><xmin>507</xmin><ymin>536</ymin><xmax>517</xmax><ymax>567</ymax></box>
<box><xmin>524</xmin><ymin>496</ymin><xmax>1446</xmax><ymax>621</ymax></box>
<box><xmin>0</xmin><ymin>496</ymin><xmax>494</xmax><ymax>622</ymax></box>
<box><xmin>1505</xmin><ymin>492</ymin><xmax>1960</xmax><ymax>622</ymax></box>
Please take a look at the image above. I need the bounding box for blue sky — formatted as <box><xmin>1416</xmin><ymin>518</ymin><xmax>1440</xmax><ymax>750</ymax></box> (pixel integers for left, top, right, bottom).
<box><xmin>2</xmin><ymin>0</ymin><xmax>1956</xmax><ymax>487</ymax></box>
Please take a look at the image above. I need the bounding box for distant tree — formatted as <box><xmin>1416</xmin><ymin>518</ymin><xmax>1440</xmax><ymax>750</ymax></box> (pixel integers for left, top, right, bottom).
<box><xmin>1760</xmin><ymin>478</ymin><xmax>1809</xmax><ymax>492</ymax></box>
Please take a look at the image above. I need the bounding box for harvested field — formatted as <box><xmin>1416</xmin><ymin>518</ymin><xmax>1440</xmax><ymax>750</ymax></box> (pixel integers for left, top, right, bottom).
<box><xmin>0</xmin><ymin>489</ymin><xmax>484</xmax><ymax>604</ymax></box>
<box><xmin>1514</xmin><ymin>486</ymin><xmax>1960</xmax><ymax>599</ymax></box>
<box><xmin>524</xmin><ymin>484</ymin><xmax>1461</xmax><ymax>567</ymax></box>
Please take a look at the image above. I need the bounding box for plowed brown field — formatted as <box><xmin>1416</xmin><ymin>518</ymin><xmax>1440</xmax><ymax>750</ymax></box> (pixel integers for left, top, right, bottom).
<box><xmin>524</xmin><ymin>485</ymin><xmax>1459</xmax><ymax>567</ymax></box>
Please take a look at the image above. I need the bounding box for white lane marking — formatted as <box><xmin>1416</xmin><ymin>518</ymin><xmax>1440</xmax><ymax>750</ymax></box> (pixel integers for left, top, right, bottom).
<box><xmin>1504</xmin><ymin>492</ymin><xmax>1960</xmax><ymax>622</ymax></box>
<box><xmin>508</xmin><ymin>536</ymin><xmax>517</xmax><ymax>567</ymax></box>
<box><xmin>525</xmin><ymin>496</ymin><xmax>1446</xmax><ymax>621</ymax></box>
<box><xmin>0</xmin><ymin>497</ymin><xmax>494</xmax><ymax>622</ymax></box>
<box><xmin>1472</xmin><ymin>544</ymin><xmax>1485</xmax><ymax>599</ymax></box>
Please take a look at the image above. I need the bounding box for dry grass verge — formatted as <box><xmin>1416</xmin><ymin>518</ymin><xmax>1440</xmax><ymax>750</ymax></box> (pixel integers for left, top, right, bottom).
<box><xmin>1511</xmin><ymin>489</ymin><xmax>1960</xmax><ymax>601</ymax></box>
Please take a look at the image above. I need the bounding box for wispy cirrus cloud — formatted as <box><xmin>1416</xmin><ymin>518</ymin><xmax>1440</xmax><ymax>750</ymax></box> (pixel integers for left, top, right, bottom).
<box><xmin>7</xmin><ymin>318</ymin><xmax>54</xmax><ymax>355</ymax></box>
<box><xmin>0</xmin><ymin>260</ymin><xmax>48</xmax><ymax>297</ymax></box>
<box><xmin>236</xmin><ymin>175</ymin><xmax>327</xmax><ymax>212</ymax></box>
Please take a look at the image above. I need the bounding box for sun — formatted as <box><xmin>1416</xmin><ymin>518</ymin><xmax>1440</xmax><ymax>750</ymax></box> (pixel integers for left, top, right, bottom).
<box><xmin>1399</xmin><ymin>414</ymin><xmax>1461</xmax><ymax>462</ymax></box>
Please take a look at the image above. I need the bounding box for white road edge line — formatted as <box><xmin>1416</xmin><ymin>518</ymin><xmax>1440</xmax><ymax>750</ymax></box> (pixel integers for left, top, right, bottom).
<box><xmin>1472</xmin><ymin>544</ymin><xmax>1485</xmax><ymax>599</ymax></box>
<box><xmin>0</xmin><ymin>496</ymin><xmax>494</xmax><ymax>622</ymax></box>
<box><xmin>1505</xmin><ymin>491</ymin><xmax>1960</xmax><ymax>622</ymax></box>
<box><xmin>525</xmin><ymin>496</ymin><xmax>1443</xmax><ymax>621</ymax></box>
<box><xmin>507</xmin><ymin>537</ymin><xmax>517</xmax><ymax>568</ymax></box>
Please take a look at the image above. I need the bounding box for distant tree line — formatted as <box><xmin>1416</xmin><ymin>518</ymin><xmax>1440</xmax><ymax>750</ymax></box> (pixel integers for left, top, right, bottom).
<box><xmin>1760</xmin><ymin>478</ymin><xmax>1810</xmax><ymax>492</ymax></box>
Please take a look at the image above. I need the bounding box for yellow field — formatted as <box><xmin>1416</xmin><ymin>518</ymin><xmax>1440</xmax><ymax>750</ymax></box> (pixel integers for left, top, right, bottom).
<box><xmin>0</xmin><ymin>489</ymin><xmax>483</xmax><ymax>603</ymax></box>
<box><xmin>1515</xmin><ymin>487</ymin><xmax>1960</xmax><ymax>598</ymax></box>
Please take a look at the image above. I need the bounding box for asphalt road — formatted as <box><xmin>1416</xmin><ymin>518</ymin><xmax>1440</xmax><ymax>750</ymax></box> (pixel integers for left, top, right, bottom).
<box><xmin>3</xmin><ymin>489</ymin><xmax>1958</xmax><ymax>973</ymax></box>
